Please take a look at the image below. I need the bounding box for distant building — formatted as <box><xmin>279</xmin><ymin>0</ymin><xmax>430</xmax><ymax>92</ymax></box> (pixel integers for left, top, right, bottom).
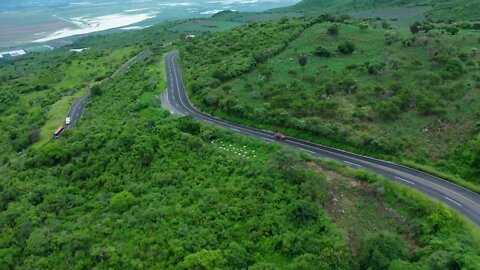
<box><xmin>69</xmin><ymin>47</ymin><xmax>90</xmax><ymax>52</ymax></box>
<box><xmin>0</xmin><ymin>49</ymin><xmax>27</xmax><ymax>58</ymax></box>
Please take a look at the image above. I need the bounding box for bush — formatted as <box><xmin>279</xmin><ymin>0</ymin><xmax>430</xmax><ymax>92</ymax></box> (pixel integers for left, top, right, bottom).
<box><xmin>360</xmin><ymin>231</ymin><xmax>409</xmax><ymax>270</ymax></box>
<box><xmin>91</xmin><ymin>85</ymin><xmax>102</xmax><ymax>96</ymax></box>
<box><xmin>313</xmin><ymin>46</ymin><xmax>331</xmax><ymax>57</ymax></box>
<box><xmin>298</xmin><ymin>55</ymin><xmax>308</xmax><ymax>67</ymax></box>
<box><xmin>367</xmin><ymin>62</ymin><xmax>385</xmax><ymax>75</ymax></box>
<box><xmin>290</xmin><ymin>200</ymin><xmax>319</xmax><ymax>225</ymax></box>
<box><xmin>445</xmin><ymin>26</ymin><xmax>459</xmax><ymax>35</ymax></box>
<box><xmin>375</xmin><ymin>101</ymin><xmax>400</xmax><ymax>120</ymax></box>
<box><xmin>327</xmin><ymin>24</ymin><xmax>339</xmax><ymax>36</ymax></box>
<box><xmin>338</xmin><ymin>41</ymin><xmax>356</xmax><ymax>54</ymax></box>
<box><xmin>444</xmin><ymin>59</ymin><xmax>464</xmax><ymax>78</ymax></box>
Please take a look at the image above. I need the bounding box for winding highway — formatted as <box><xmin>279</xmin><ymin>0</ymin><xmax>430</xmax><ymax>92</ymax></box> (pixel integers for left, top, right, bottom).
<box><xmin>65</xmin><ymin>92</ymin><xmax>89</xmax><ymax>129</ymax></box>
<box><xmin>164</xmin><ymin>51</ymin><xmax>480</xmax><ymax>227</ymax></box>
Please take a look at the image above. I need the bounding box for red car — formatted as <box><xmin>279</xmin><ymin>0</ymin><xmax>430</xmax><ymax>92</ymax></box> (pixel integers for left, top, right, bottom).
<box><xmin>274</xmin><ymin>133</ymin><xmax>287</xmax><ymax>141</ymax></box>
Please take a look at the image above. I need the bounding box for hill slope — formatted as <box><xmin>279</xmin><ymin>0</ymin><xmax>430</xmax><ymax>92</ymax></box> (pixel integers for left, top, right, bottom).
<box><xmin>273</xmin><ymin>0</ymin><xmax>480</xmax><ymax>21</ymax></box>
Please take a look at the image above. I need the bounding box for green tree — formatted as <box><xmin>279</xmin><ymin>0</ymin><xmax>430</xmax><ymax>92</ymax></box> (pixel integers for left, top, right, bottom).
<box><xmin>410</xmin><ymin>22</ymin><xmax>421</xmax><ymax>34</ymax></box>
<box><xmin>109</xmin><ymin>190</ymin><xmax>136</xmax><ymax>212</ymax></box>
<box><xmin>180</xmin><ymin>249</ymin><xmax>226</xmax><ymax>270</ymax></box>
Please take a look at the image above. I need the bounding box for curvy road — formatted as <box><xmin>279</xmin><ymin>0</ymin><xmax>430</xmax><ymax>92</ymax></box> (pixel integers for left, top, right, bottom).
<box><xmin>65</xmin><ymin>92</ymin><xmax>90</xmax><ymax>129</ymax></box>
<box><xmin>164</xmin><ymin>51</ymin><xmax>480</xmax><ymax>227</ymax></box>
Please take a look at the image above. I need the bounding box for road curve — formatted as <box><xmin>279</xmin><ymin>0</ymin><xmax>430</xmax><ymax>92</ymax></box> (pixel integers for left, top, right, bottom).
<box><xmin>65</xmin><ymin>92</ymin><xmax>90</xmax><ymax>129</ymax></box>
<box><xmin>164</xmin><ymin>51</ymin><xmax>480</xmax><ymax>227</ymax></box>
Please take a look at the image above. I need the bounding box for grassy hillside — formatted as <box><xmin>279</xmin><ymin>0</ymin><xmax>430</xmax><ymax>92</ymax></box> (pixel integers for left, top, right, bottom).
<box><xmin>273</xmin><ymin>0</ymin><xmax>480</xmax><ymax>22</ymax></box>
<box><xmin>180</xmin><ymin>15</ymin><xmax>480</xmax><ymax>189</ymax></box>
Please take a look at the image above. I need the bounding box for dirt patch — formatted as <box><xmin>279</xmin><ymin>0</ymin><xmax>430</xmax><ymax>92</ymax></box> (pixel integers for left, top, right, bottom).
<box><xmin>306</xmin><ymin>161</ymin><xmax>417</xmax><ymax>255</ymax></box>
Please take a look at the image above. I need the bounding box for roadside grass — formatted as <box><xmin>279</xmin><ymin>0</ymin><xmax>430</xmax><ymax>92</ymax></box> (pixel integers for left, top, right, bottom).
<box><xmin>147</xmin><ymin>54</ymin><xmax>166</xmax><ymax>92</ymax></box>
<box><xmin>138</xmin><ymin>55</ymin><xmax>168</xmax><ymax>120</ymax></box>
<box><xmin>32</xmin><ymin>89</ymin><xmax>86</xmax><ymax>148</ymax></box>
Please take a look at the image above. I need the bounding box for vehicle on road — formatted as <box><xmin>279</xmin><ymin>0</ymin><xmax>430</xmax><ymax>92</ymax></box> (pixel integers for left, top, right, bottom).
<box><xmin>53</xmin><ymin>126</ymin><xmax>64</xmax><ymax>138</ymax></box>
<box><xmin>65</xmin><ymin>117</ymin><xmax>71</xmax><ymax>125</ymax></box>
<box><xmin>274</xmin><ymin>133</ymin><xmax>287</xmax><ymax>141</ymax></box>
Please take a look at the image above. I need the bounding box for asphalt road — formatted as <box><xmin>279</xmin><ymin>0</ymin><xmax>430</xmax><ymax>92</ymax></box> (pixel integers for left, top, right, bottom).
<box><xmin>65</xmin><ymin>92</ymin><xmax>90</xmax><ymax>129</ymax></box>
<box><xmin>164</xmin><ymin>51</ymin><xmax>480</xmax><ymax>227</ymax></box>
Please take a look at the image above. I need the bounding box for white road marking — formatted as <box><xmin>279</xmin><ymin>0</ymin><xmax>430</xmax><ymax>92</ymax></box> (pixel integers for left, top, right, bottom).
<box><xmin>344</xmin><ymin>161</ymin><xmax>362</xmax><ymax>167</ymax></box>
<box><xmin>263</xmin><ymin>138</ymin><xmax>274</xmax><ymax>142</ymax></box>
<box><xmin>302</xmin><ymin>149</ymin><xmax>315</xmax><ymax>154</ymax></box>
<box><xmin>444</xmin><ymin>196</ymin><xmax>462</xmax><ymax>207</ymax></box>
<box><xmin>290</xmin><ymin>139</ymin><xmax>480</xmax><ymax>209</ymax></box>
<box><xmin>395</xmin><ymin>176</ymin><xmax>415</xmax><ymax>185</ymax></box>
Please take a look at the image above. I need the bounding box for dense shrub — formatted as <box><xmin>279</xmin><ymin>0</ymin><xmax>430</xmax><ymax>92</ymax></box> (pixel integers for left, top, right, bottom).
<box><xmin>313</xmin><ymin>46</ymin><xmax>332</xmax><ymax>57</ymax></box>
<box><xmin>359</xmin><ymin>231</ymin><xmax>409</xmax><ymax>270</ymax></box>
<box><xmin>327</xmin><ymin>24</ymin><xmax>339</xmax><ymax>36</ymax></box>
<box><xmin>338</xmin><ymin>41</ymin><xmax>356</xmax><ymax>54</ymax></box>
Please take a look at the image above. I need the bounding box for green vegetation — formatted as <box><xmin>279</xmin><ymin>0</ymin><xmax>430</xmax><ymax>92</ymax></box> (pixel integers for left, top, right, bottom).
<box><xmin>1</xmin><ymin>1</ymin><xmax>480</xmax><ymax>269</ymax></box>
<box><xmin>0</xmin><ymin>44</ymin><xmax>142</xmax><ymax>162</ymax></box>
<box><xmin>0</xmin><ymin>52</ymin><xmax>355</xmax><ymax>269</ymax></box>
<box><xmin>179</xmin><ymin>16</ymin><xmax>480</xmax><ymax>190</ymax></box>
<box><xmin>1</xmin><ymin>53</ymin><xmax>479</xmax><ymax>268</ymax></box>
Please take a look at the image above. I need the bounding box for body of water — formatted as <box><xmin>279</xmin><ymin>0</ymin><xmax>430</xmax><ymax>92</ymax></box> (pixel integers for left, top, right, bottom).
<box><xmin>0</xmin><ymin>0</ymin><xmax>300</xmax><ymax>49</ymax></box>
